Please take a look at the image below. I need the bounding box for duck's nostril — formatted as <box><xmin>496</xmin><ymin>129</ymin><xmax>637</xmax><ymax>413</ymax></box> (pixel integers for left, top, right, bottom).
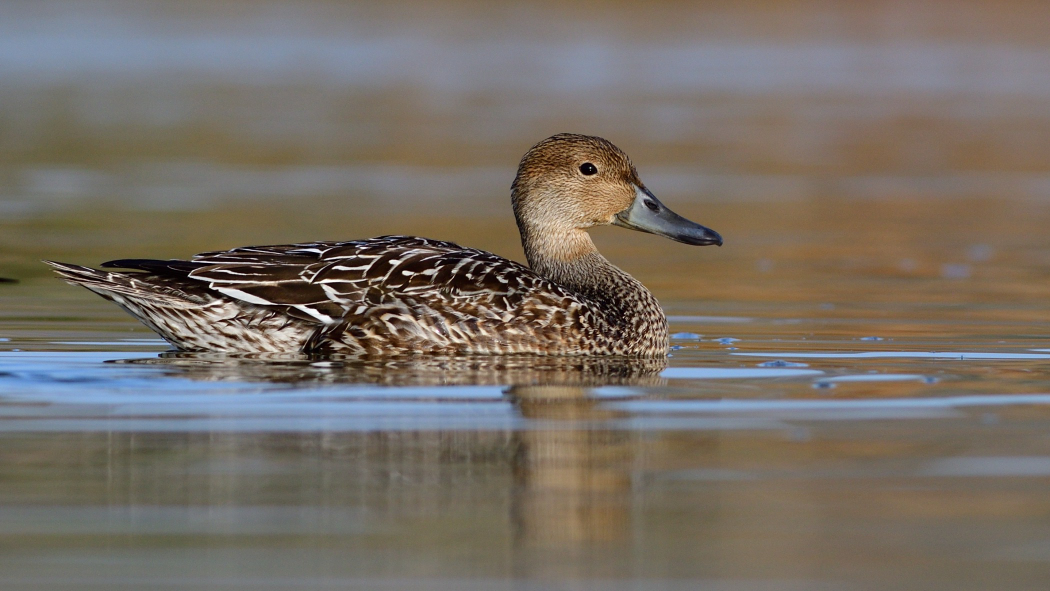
<box><xmin>644</xmin><ymin>199</ymin><xmax>659</xmax><ymax>212</ymax></box>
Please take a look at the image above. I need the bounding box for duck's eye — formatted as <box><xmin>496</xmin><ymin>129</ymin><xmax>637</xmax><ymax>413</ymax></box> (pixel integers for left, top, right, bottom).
<box><xmin>579</xmin><ymin>162</ymin><xmax>598</xmax><ymax>176</ymax></box>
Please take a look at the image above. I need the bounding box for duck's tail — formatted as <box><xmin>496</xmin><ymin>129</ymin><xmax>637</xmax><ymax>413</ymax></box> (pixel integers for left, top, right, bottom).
<box><xmin>44</xmin><ymin>260</ymin><xmax>317</xmax><ymax>353</ymax></box>
<box><xmin>43</xmin><ymin>260</ymin><xmax>208</xmax><ymax>308</ymax></box>
<box><xmin>45</xmin><ymin>260</ymin><xmax>224</xmax><ymax>350</ymax></box>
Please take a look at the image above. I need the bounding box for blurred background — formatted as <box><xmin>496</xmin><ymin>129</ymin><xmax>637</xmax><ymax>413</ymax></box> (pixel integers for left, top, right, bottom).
<box><xmin>3</xmin><ymin>0</ymin><xmax>1050</xmax><ymax>306</ymax></box>
<box><xmin>6</xmin><ymin>3</ymin><xmax>1050</xmax><ymax>589</ymax></box>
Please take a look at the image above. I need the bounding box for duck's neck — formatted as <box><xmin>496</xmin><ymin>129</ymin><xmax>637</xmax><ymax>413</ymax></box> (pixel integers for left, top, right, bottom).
<box><xmin>521</xmin><ymin>228</ymin><xmax>603</xmax><ymax>290</ymax></box>
<box><xmin>520</xmin><ymin>226</ymin><xmax>668</xmax><ymax>354</ymax></box>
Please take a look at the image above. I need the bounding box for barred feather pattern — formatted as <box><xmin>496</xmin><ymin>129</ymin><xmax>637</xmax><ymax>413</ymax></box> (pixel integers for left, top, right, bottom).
<box><xmin>47</xmin><ymin>235</ymin><xmax>669</xmax><ymax>357</ymax></box>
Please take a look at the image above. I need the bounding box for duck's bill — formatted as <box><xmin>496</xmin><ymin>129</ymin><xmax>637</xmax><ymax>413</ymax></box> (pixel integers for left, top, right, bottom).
<box><xmin>613</xmin><ymin>186</ymin><xmax>723</xmax><ymax>246</ymax></box>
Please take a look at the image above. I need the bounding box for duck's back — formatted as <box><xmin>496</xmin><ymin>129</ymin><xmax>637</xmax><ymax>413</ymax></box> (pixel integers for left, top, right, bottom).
<box><xmin>50</xmin><ymin>236</ymin><xmax>630</xmax><ymax>356</ymax></box>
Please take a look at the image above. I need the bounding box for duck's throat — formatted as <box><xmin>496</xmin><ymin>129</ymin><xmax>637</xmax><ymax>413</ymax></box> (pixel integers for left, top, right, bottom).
<box><xmin>521</xmin><ymin>228</ymin><xmax>606</xmax><ymax>292</ymax></box>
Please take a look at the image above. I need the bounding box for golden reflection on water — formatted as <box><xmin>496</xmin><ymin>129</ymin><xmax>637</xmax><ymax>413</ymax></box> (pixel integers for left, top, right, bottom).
<box><xmin>511</xmin><ymin>387</ymin><xmax>633</xmax><ymax>552</ymax></box>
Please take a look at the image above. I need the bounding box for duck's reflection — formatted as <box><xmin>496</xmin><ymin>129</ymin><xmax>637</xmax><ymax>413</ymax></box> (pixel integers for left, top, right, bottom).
<box><xmin>115</xmin><ymin>352</ymin><xmax>659</xmax><ymax>569</ymax></box>
<box><xmin>508</xmin><ymin>384</ymin><xmax>634</xmax><ymax>555</ymax></box>
<box><xmin>116</xmin><ymin>351</ymin><xmax>667</xmax><ymax>388</ymax></box>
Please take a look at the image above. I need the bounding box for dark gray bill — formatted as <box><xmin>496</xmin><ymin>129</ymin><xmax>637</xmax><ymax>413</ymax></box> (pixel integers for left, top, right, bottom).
<box><xmin>613</xmin><ymin>185</ymin><xmax>723</xmax><ymax>246</ymax></box>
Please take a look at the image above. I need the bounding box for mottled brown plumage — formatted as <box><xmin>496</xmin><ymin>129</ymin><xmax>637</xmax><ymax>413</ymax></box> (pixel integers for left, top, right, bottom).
<box><xmin>46</xmin><ymin>134</ymin><xmax>722</xmax><ymax>357</ymax></box>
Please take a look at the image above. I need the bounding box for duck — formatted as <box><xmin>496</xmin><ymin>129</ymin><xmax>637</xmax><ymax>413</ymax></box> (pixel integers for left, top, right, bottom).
<box><xmin>46</xmin><ymin>133</ymin><xmax>722</xmax><ymax>357</ymax></box>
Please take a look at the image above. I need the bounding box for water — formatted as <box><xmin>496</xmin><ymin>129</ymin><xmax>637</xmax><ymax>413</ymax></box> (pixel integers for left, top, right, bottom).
<box><xmin>4</xmin><ymin>1</ymin><xmax>1050</xmax><ymax>589</ymax></box>
<box><xmin>5</xmin><ymin>280</ymin><xmax>1050</xmax><ymax>589</ymax></box>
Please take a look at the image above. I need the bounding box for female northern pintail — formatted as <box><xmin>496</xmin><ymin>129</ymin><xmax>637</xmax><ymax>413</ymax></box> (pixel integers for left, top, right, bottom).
<box><xmin>47</xmin><ymin>134</ymin><xmax>722</xmax><ymax>357</ymax></box>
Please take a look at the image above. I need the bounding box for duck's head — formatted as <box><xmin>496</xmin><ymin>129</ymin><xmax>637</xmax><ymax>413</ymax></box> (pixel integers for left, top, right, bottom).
<box><xmin>511</xmin><ymin>134</ymin><xmax>722</xmax><ymax>253</ymax></box>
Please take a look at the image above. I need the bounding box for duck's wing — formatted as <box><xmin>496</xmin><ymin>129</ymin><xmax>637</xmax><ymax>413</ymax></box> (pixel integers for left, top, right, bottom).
<box><xmin>182</xmin><ymin>236</ymin><xmax>589</xmax><ymax>353</ymax></box>
<box><xmin>98</xmin><ymin>240</ymin><xmax>350</xmax><ymax>323</ymax></box>
<box><xmin>176</xmin><ymin>240</ymin><xmax>348</xmax><ymax>324</ymax></box>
